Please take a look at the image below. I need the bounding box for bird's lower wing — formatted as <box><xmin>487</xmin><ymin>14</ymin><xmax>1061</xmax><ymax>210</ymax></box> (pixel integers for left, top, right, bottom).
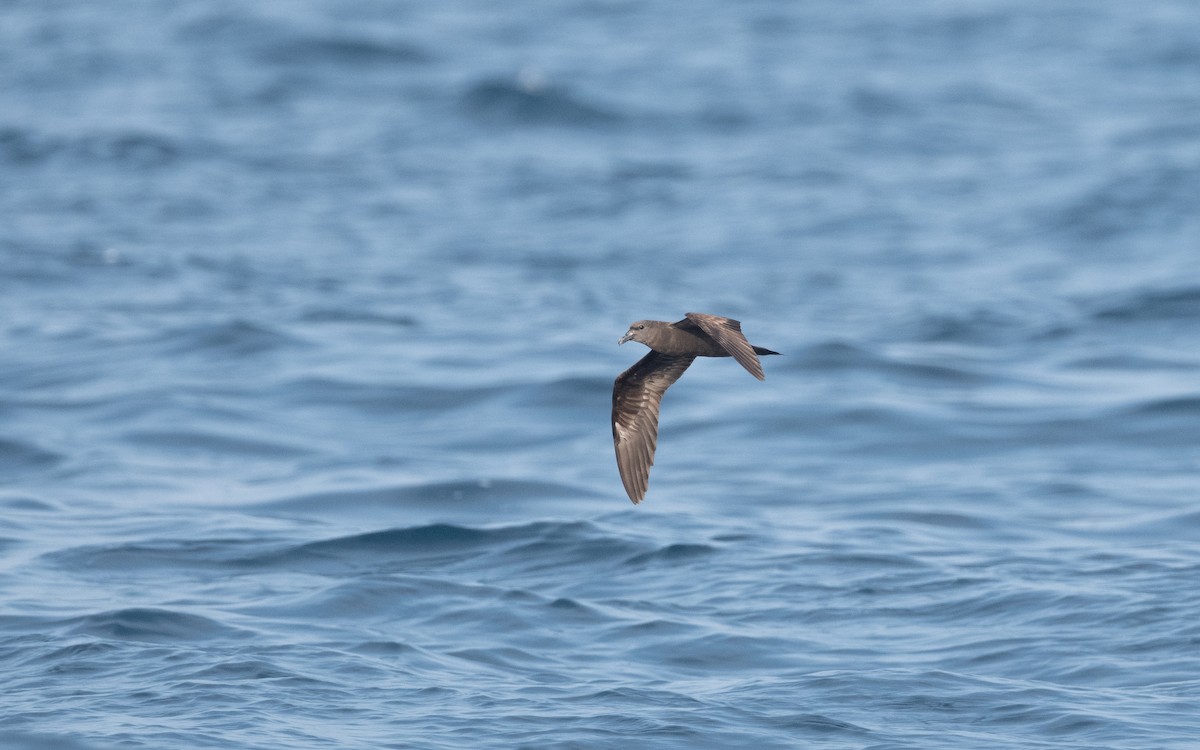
<box><xmin>683</xmin><ymin>312</ymin><xmax>764</xmax><ymax>380</ymax></box>
<box><xmin>612</xmin><ymin>352</ymin><xmax>695</xmax><ymax>503</ymax></box>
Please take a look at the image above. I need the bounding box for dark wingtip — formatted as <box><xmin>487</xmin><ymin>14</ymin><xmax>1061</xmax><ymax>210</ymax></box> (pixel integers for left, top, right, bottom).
<box><xmin>625</xmin><ymin>483</ymin><xmax>644</xmax><ymax>503</ymax></box>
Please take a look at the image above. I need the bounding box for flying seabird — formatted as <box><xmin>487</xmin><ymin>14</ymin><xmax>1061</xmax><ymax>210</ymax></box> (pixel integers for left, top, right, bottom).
<box><xmin>612</xmin><ymin>312</ymin><xmax>779</xmax><ymax>504</ymax></box>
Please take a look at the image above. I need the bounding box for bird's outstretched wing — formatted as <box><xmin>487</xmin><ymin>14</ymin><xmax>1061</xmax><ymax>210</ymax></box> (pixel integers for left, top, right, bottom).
<box><xmin>612</xmin><ymin>351</ymin><xmax>696</xmax><ymax>503</ymax></box>
<box><xmin>681</xmin><ymin>312</ymin><xmax>765</xmax><ymax>380</ymax></box>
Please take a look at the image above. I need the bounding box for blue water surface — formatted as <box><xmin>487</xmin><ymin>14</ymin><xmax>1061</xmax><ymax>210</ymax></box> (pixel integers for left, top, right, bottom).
<box><xmin>2</xmin><ymin>1</ymin><xmax>1199</xmax><ymax>748</ymax></box>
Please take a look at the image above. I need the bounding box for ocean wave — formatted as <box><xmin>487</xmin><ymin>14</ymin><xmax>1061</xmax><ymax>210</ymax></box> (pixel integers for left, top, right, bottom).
<box><xmin>254</xmin><ymin>519</ymin><xmax>645</xmax><ymax>577</ymax></box>
<box><xmin>787</xmin><ymin>340</ymin><xmax>993</xmax><ymax>384</ymax></box>
<box><xmin>0</xmin><ymin>495</ymin><xmax>59</xmax><ymax>512</ymax></box>
<box><xmin>622</xmin><ymin>542</ymin><xmax>716</xmax><ymax>566</ymax></box>
<box><xmin>49</xmin><ymin>519</ymin><xmax>640</xmax><ymax>580</ymax></box>
<box><xmin>65</xmin><ymin>607</ymin><xmax>248</xmax><ymax>643</ymax></box>
<box><xmin>46</xmin><ymin>537</ymin><xmax>265</xmax><ymax>573</ymax></box>
<box><xmin>910</xmin><ymin>307</ymin><xmax>1041</xmax><ymax>344</ymax></box>
<box><xmin>0</xmin><ymin>438</ymin><xmax>63</xmax><ymax>474</ymax></box>
<box><xmin>120</xmin><ymin>429</ymin><xmax>313</xmax><ymax>458</ymax></box>
<box><xmin>0</xmin><ymin>127</ymin><xmax>59</xmax><ymax>166</ymax></box>
<box><xmin>180</xmin><ymin>13</ymin><xmax>431</xmax><ymax>68</ymax></box>
<box><xmin>1089</xmin><ymin>285</ymin><xmax>1200</xmax><ymax>322</ymax></box>
<box><xmin>0</xmin><ymin>126</ymin><xmax>184</xmax><ymax>168</ymax></box>
<box><xmin>260</xmin><ymin>35</ymin><xmax>431</xmax><ymax>68</ymax></box>
<box><xmin>0</xmin><ymin>733</ymin><xmax>112</xmax><ymax>750</ymax></box>
<box><xmin>846</xmin><ymin>509</ymin><xmax>998</xmax><ymax>532</ymax></box>
<box><xmin>1102</xmin><ymin>395</ymin><xmax>1200</xmax><ymax>444</ymax></box>
<box><xmin>462</xmin><ymin>75</ymin><xmax>623</xmax><ymax>128</ymax></box>
<box><xmin>629</xmin><ymin>632</ymin><xmax>806</xmax><ymax>671</ymax></box>
<box><xmin>1048</xmin><ymin>161</ymin><xmax>1200</xmax><ymax>244</ymax></box>
<box><xmin>156</xmin><ymin>319</ymin><xmax>305</xmax><ymax>357</ymax></box>
<box><xmin>295</xmin><ymin>523</ymin><xmax>501</xmax><ymax>556</ymax></box>
<box><xmin>1118</xmin><ymin>394</ymin><xmax>1200</xmax><ymax>417</ymax></box>
<box><xmin>1063</xmin><ymin>352</ymin><xmax>1198</xmax><ymax>371</ymax></box>
<box><xmin>298</xmin><ymin>308</ymin><xmax>419</xmax><ymax>327</ymax></box>
<box><xmin>510</xmin><ymin>374</ymin><xmax>611</xmax><ymax>408</ymax></box>
<box><xmin>254</xmin><ymin>479</ymin><xmax>600</xmax><ymax>515</ymax></box>
<box><xmin>280</xmin><ymin>377</ymin><xmax>507</xmax><ymax>414</ymax></box>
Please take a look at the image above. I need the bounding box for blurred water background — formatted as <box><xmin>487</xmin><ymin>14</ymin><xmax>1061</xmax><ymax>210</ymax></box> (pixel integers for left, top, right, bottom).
<box><xmin>2</xmin><ymin>1</ymin><xmax>1199</xmax><ymax>748</ymax></box>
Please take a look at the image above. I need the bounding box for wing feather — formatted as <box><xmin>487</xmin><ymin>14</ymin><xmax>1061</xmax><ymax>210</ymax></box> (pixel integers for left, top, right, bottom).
<box><xmin>683</xmin><ymin>312</ymin><xmax>765</xmax><ymax>380</ymax></box>
<box><xmin>612</xmin><ymin>352</ymin><xmax>695</xmax><ymax>503</ymax></box>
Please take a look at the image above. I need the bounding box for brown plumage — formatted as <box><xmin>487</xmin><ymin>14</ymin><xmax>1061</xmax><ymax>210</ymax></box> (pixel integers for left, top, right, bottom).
<box><xmin>612</xmin><ymin>312</ymin><xmax>779</xmax><ymax>504</ymax></box>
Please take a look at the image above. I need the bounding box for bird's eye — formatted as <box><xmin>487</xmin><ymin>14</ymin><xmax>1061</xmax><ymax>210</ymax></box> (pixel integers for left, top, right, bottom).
<box><xmin>636</xmin><ymin>325</ymin><xmax>644</xmax><ymax>330</ymax></box>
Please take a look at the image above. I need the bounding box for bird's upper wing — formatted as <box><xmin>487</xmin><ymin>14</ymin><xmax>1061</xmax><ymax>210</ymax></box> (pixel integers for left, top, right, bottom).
<box><xmin>612</xmin><ymin>351</ymin><xmax>696</xmax><ymax>504</ymax></box>
<box><xmin>682</xmin><ymin>312</ymin><xmax>765</xmax><ymax>380</ymax></box>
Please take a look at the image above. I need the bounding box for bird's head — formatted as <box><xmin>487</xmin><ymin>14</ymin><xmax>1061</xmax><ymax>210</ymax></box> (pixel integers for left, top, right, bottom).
<box><xmin>619</xmin><ymin>320</ymin><xmax>653</xmax><ymax>346</ymax></box>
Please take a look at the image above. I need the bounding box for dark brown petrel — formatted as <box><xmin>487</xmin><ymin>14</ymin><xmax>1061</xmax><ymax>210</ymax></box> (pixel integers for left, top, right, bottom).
<box><xmin>612</xmin><ymin>312</ymin><xmax>779</xmax><ymax>504</ymax></box>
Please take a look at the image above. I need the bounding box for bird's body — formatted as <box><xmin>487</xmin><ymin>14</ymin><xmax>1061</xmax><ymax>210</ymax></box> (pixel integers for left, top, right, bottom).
<box><xmin>612</xmin><ymin>312</ymin><xmax>778</xmax><ymax>504</ymax></box>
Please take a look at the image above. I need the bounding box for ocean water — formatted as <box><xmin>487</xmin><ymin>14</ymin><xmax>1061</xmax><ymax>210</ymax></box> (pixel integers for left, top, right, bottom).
<box><xmin>2</xmin><ymin>1</ymin><xmax>1199</xmax><ymax>747</ymax></box>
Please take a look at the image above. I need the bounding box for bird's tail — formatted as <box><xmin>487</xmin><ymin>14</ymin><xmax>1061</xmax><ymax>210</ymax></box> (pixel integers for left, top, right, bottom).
<box><xmin>753</xmin><ymin>346</ymin><xmax>781</xmax><ymax>356</ymax></box>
